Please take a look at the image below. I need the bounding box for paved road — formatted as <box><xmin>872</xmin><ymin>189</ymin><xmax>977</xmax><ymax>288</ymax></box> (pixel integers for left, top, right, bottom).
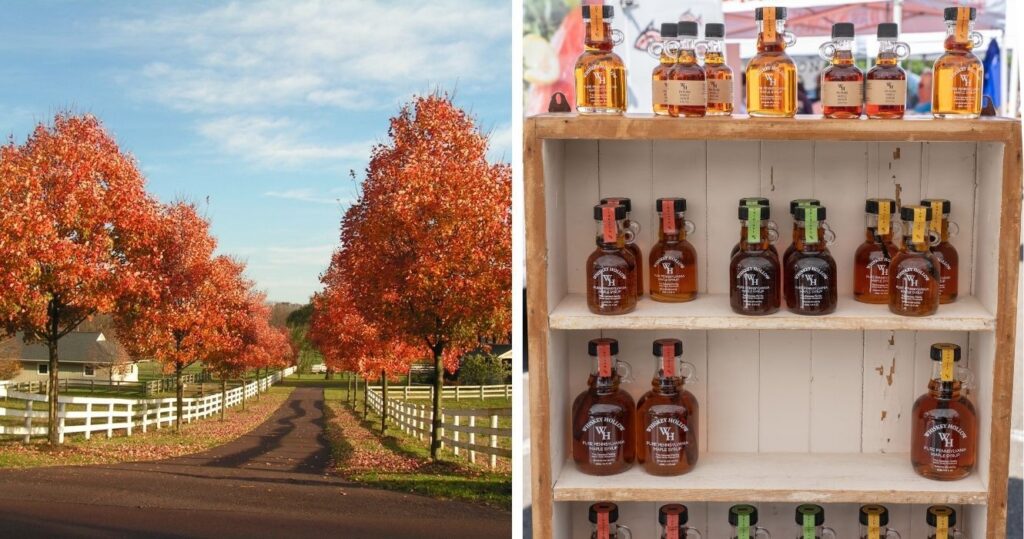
<box><xmin>0</xmin><ymin>387</ymin><xmax>510</xmax><ymax>538</ymax></box>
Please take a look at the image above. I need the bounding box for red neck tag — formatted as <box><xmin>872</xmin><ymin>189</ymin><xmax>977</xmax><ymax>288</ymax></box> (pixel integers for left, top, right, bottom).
<box><xmin>597</xmin><ymin>512</ymin><xmax>610</xmax><ymax>539</ymax></box>
<box><xmin>598</xmin><ymin>343</ymin><xmax>612</xmax><ymax>377</ymax></box>
<box><xmin>661</xmin><ymin>344</ymin><xmax>675</xmax><ymax>377</ymax></box>
<box><xmin>666</xmin><ymin>514</ymin><xmax>679</xmax><ymax>539</ymax></box>
<box><xmin>661</xmin><ymin>200</ymin><xmax>677</xmax><ymax>235</ymax></box>
<box><xmin>602</xmin><ymin>206</ymin><xmax>617</xmax><ymax>243</ymax></box>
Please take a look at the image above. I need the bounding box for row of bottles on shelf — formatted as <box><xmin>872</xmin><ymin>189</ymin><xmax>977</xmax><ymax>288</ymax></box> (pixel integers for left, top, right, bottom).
<box><xmin>572</xmin><ymin>339</ymin><xmax>976</xmax><ymax>481</ymax></box>
<box><xmin>587</xmin><ymin>197</ymin><xmax>959</xmax><ymax>318</ymax></box>
<box><xmin>575</xmin><ymin>4</ymin><xmax>984</xmax><ymax>119</ymax></box>
<box><xmin>586</xmin><ymin>502</ymin><xmax>964</xmax><ymax>539</ymax></box>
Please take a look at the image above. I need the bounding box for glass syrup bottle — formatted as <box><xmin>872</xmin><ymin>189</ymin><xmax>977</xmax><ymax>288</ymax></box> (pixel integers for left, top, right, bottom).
<box><xmin>572</xmin><ymin>338</ymin><xmax>636</xmax><ymax>475</ymax></box>
<box><xmin>651</xmin><ymin>23</ymin><xmax>679</xmax><ymax>116</ymax></box>
<box><xmin>782</xmin><ymin>199</ymin><xmax>823</xmax><ymax>271</ymax></box>
<box><xmin>659</xmin><ymin>504</ymin><xmax>702</xmax><ymax>539</ymax></box>
<box><xmin>866</xmin><ymin>23</ymin><xmax>911</xmax><ymax>119</ymax></box>
<box><xmin>668</xmin><ymin>21</ymin><xmax>707</xmax><ymax>118</ymax></box>
<box><xmin>704</xmin><ymin>23</ymin><xmax>734</xmax><ymax>116</ymax></box>
<box><xmin>729</xmin><ymin>504</ymin><xmax>771</xmax><ymax>539</ymax></box>
<box><xmin>636</xmin><ymin>339</ymin><xmax>698</xmax><ymax>476</ymax></box>
<box><xmin>933</xmin><ymin>7</ymin><xmax>983</xmax><ymax>119</ymax></box>
<box><xmin>589</xmin><ymin>502</ymin><xmax>632</xmax><ymax>539</ymax></box>
<box><xmin>730</xmin><ymin>204</ymin><xmax>781</xmax><ymax>315</ymax></box>
<box><xmin>575</xmin><ymin>5</ymin><xmax>627</xmax><ymax>115</ymax></box>
<box><xmin>785</xmin><ymin>205</ymin><xmax>837</xmax><ymax>315</ymax></box>
<box><xmin>889</xmin><ymin>205</ymin><xmax>941</xmax><ymax>316</ymax></box>
<box><xmin>921</xmin><ymin>198</ymin><xmax>959</xmax><ymax>304</ymax></box>
<box><xmin>911</xmin><ymin>343</ymin><xmax>977</xmax><ymax>480</ymax></box>
<box><xmin>587</xmin><ymin>203</ymin><xmax>637</xmax><ymax>315</ymax></box>
<box><xmin>859</xmin><ymin>505</ymin><xmax>901</xmax><ymax>539</ymax></box>
<box><xmin>746</xmin><ymin>7</ymin><xmax>798</xmax><ymax>118</ymax></box>
<box><xmin>794</xmin><ymin>504</ymin><xmax>836</xmax><ymax>539</ymax></box>
<box><xmin>819</xmin><ymin>22</ymin><xmax>864</xmax><ymax>119</ymax></box>
<box><xmin>731</xmin><ymin>197</ymin><xmax>779</xmax><ymax>260</ymax></box>
<box><xmin>854</xmin><ymin>198</ymin><xmax>898</xmax><ymax>304</ymax></box>
<box><xmin>601</xmin><ymin>197</ymin><xmax>643</xmax><ymax>298</ymax></box>
<box><xmin>650</xmin><ymin>198</ymin><xmax>697</xmax><ymax>302</ymax></box>
<box><xmin>925</xmin><ymin>506</ymin><xmax>965</xmax><ymax>539</ymax></box>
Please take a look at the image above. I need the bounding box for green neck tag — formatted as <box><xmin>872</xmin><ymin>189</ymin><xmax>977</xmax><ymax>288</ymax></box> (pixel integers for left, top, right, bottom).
<box><xmin>803</xmin><ymin>513</ymin><xmax>816</xmax><ymax>539</ymax></box>
<box><xmin>747</xmin><ymin>206</ymin><xmax>761</xmax><ymax>243</ymax></box>
<box><xmin>804</xmin><ymin>207</ymin><xmax>819</xmax><ymax>243</ymax></box>
<box><xmin>737</xmin><ymin>514</ymin><xmax>750</xmax><ymax>539</ymax></box>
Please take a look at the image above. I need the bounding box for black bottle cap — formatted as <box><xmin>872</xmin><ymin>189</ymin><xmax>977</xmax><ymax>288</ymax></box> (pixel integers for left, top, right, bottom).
<box><xmin>832</xmin><ymin>22</ymin><xmax>855</xmax><ymax>38</ymax></box>
<box><xmin>794</xmin><ymin>205</ymin><xmax>826</xmax><ymax>222</ymax></box>
<box><xmin>652</xmin><ymin>338</ymin><xmax>683</xmax><ymax>357</ymax></box>
<box><xmin>865</xmin><ymin>198</ymin><xmax>897</xmax><ymax>214</ymax></box>
<box><xmin>705</xmin><ymin>23</ymin><xmax>725</xmax><ymax>39</ymax></box>
<box><xmin>594</xmin><ymin>204</ymin><xmax>627</xmax><ymax>221</ymax></box>
<box><xmin>927</xmin><ymin>505</ymin><xmax>957</xmax><ymax>527</ymax></box>
<box><xmin>755</xmin><ymin>7</ymin><xmax>787</xmax><ymax>20</ymax></box>
<box><xmin>789</xmin><ymin>198</ymin><xmax>821</xmax><ymax>214</ymax></box>
<box><xmin>656</xmin><ymin>198</ymin><xmax>687</xmax><ymax>213</ymax></box>
<box><xmin>944</xmin><ymin>7</ymin><xmax>976</xmax><ymax>21</ymax></box>
<box><xmin>583</xmin><ymin>5</ymin><xmax>614</xmax><ymax>20</ymax></box>
<box><xmin>587</xmin><ymin>338</ymin><xmax>619</xmax><ymax>357</ymax></box>
<box><xmin>589</xmin><ymin>502</ymin><xmax>619</xmax><ymax>524</ymax></box>
<box><xmin>739</xmin><ymin>197</ymin><xmax>770</xmax><ymax>207</ymax></box>
<box><xmin>930</xmin><ymin>343</ymin><xmax>962</xmax><ymax>362</ymax></box>
<box><xmin>877</xmin><ymin>23</ymin><xmax>899</xmax><ymax>39</ymax></box>
<box><xmin>796</xmin><ymin>504</ymin><xmax>826</xmax><ymax>526</ymax></box>
<box><xmin>677</xmin><ymin>21</ymin><xmax>699</xmax><ymax>37</ymax></box>
<box><xmin>738</xmin><ymin>205</ymin><xmax>770</xmax><ymax>220</ymax></box>
<box><xmin>658</xmin><ymin>504</ymin><xmax>689</xmax><ymax>525</ymax></box>
<box><xmin>600</xmin><ymin>197</ymin><xmax>632</xmax><ymax>212</ymax></box>
<box><xmin>661</xmin><ymin>22</ymin><xmax>678</xmax><ymax>38</ymax></box>
<box><xmin>859</xmin><ymin>505</ymin><xmax>890</xmax><ymax>526</ymax></box>
<box><xmin>920</xmin><ymin>198</ymin><xmax>952</xmax><ymax>213</ymax></box>
<box><xmin>729</xmin><ymin>505</ymin><xmax>759</xmax><ymax>526</ymax></box>
<box><xmin>900</xmin><ymin>205</ymin><xmax>933</xmax><ymax>221</ymax></box>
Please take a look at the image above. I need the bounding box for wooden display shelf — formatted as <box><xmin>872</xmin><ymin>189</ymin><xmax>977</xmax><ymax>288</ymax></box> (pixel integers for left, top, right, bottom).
<box><xmin>549</xmin><ymin>293</ymin><xmax>995</xmax><ymax>332</ymax></box>
<box><xmin>553</xmin><ymin>453</ymin><xmax>988</xmax><ymax>505</ymax></box>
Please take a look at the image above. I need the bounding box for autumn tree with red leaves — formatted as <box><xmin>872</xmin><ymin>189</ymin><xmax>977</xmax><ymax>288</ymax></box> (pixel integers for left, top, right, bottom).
<box><xmin>331</xmin><ymin>94</ymin><xmax>512</xmax><ymax>459</ymax></box>
<box><xmin>0</xmin><ymin>114</ymin><xmax>160</xmax><ymax>444</ymax></box>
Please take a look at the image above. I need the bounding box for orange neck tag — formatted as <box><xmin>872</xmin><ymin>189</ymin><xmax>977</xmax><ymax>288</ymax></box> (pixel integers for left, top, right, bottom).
<box><xmin>936</xmin><ymin>515</ymin><xmax>949</xmax><ymax>539</ymax></box>
<box><xmin>662</xmin><ymin>344</ymin><xmax>675</xmax><ymax>377</ymax></box>
<box><xmin>597</xmin><ymin>513</ymin><xmax>610</xmax><ymax>539</ymax></box>
<box><xmin>763</xmin><ymin>7</ymin><xmax>777</xmax><ymax>42</ymax></box>
<box><xmin>878</xmin><ymin>201</ymin><xmax>890</xmax><ymax>234</ymax></box>
<box><xmin>598</xmin><ymin>343</ymin><xmax>612</xmax><ymax>377</ymax></box>
<box><xmin>955</xmin><ymin>7</ymin><xmax>970</xmax><ymax>42</ymax></box>
<box><xmin>666</xmin><ymin>514</ymin><xmax>679</xmax><ymax>539</ymax></box>
<box><xmin>931</xmin><ymin>200</ymin><xmax>944</xmax><ymax>235</ymax></box>
<box><xmin>590</xmin><ymin>5</ymin><xmax>606</xmax><ymax>43</ymax></box>
<box><xmin>602</xmin><ymin>206</ymin><xmax>617</xmax><ymax>243</ymax></box>
<box><xmin>661</xmin><ymin>200</ymin><xmax>677</xmax><ymax>235</ymax></box>
<box><xmin>940</xmin><ymin>348</ymin><xmax>955</xmax><ymax>382</ymax></box>
<box><xmin>867</xmin><ymin>514</ymin><xmax>881</xmax><ymax>539</ymax></box>
<box><xmin>912</xmin><ymin>207</ymin><xmax>927</xmax><ymax>244</ymax></box>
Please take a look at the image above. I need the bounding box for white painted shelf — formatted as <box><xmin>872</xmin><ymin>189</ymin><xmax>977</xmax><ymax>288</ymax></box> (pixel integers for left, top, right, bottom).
<box><xmin>548</xmin><ymin>293</ymin><xmax>995</xmax><ymax>332</ymax></box>
<box><xmin>553</xmin><ymin>453</ymin><xmax>988</xmax><ymax>505</ymax></box>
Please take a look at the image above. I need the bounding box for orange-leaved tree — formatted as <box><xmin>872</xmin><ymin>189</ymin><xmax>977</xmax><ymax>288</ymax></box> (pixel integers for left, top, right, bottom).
<box><xmin>0</xmin><ymin>113</ymin><xmax>160</xmax><ymax>444</ymax></box>
<box><xmin>339</xmin><ymin>94</ymin><xmax>512</xmax><ymax>459</ymax></box>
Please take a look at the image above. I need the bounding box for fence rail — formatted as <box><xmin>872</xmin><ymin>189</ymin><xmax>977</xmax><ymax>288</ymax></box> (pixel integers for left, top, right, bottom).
<box><xmin>0</xmin><ymin>371</ymin><xmax>212</xmax><ymax>397</ymax></box>
<box><xmin>0</xmin><ymin>367</ymin><xmax>295</xmax><ymax>443</ymax></box>
<box><xmin>365</xmin><ymin>384</ymin><xmax>512</xmax><ymax>401</ymax></box>
<box><xmin>365</xmin><ymin>386</ymin><xmax>511</xmax><ymax>469</ymax></box>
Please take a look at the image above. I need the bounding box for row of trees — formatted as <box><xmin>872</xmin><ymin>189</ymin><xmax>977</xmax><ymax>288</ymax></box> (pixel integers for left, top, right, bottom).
<box><xmin>0</xmin><ymin>113</ymin><xmax>294</xmax><ymax>443</ymax></box>
<box><xmin>308</xmin><ymin>94</ymin><xmax>511</xmax><ymax>459</ymax></box>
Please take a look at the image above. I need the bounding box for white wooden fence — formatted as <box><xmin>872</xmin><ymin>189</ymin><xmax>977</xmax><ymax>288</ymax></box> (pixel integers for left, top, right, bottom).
<box><xmin>0</xmin><ymin>367</ymin><xmax>295</xmax><ymax>443</ymax></box>
<box><xmin>365</xmin><ymin>386</ymin><xmax>511</xmax><ymax>469</ymax></box>
<box><xmin>366</xmin><ymin>384</ymin><xmax>512</xmax><ymax>402</ymax></box>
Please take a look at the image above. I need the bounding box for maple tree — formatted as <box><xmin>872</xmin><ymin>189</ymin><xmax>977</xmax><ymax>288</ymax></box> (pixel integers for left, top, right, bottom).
<box><xmin>333</xmin><ymin>94</ymin><xmax>512</xmax><ymax>459</ymax></box>
<box><xmin>0</xmin><ymin>113</ymin><xmax>161</xmax><ymax>444</ymax></box>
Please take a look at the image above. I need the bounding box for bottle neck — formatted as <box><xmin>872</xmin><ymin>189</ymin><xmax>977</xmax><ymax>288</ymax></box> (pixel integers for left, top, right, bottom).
<box><xmin>660</xmin><ymin>42</ymin><xmax>677</xmax><ymax>65</ymax></box>
<box><xmin>944</xmin><ymin>20</ymin><xmax>975</xmax><ymax>51</ymax></box>
<box><xmin>658</xmin><ymin>211</ymin><xmax>687</xmax><ymax>242</ymax></box>
<box><xmin>795</xmin><ymin>222</ymin><xmax>826</xmax><ymax>251</ymax></box>
<box><xmin>704</xmin><ymin>38</ymin><xmax>726</xmax><ymax>64</ymax></box>
<box><xmin>900</xmin><ymin>224</ymin><xmax>931</xmax><ymax>252</ymax></box>
<box><xmin>934</xmin><ymin>215</ymin><xmax>950</xmax><ymax>242</ymax></box>
<box><xmin>829</xmin><ymin>39</ymin><xmax>855</xmax><ymax>65</ymax></box>
<box><xmin>595</xmin><ymin>219</ymin><xmax>627</xmax><ymax>249</ymax></box>
<box><xmin>864</xmin><ymin>214</ymin><xmax>894</xmax><ymax>242</ymax></box>
<box><xmin>739</xmin><ymin>223</ymin><xmax>771</xmax><ymax>250</ymax></box>
<box><xmin>756</xmin><ymin>19</ymin><xmax>788</xmax><ymax>52</ymax></box>
<box><xmin>584</xmin><ymin>21</ymin><xmax>615</xmax><ymax>52</ymax></box>
<box><xmin>651</xmin><ymin>356</ymin><xmax>682</xmax><ymax>394</ymax></box>
<box><xmin>876</xmin><ymin>39</ymin><xmax>900</xmax><ymax>65</ymax></box>
<box><xmin>676</xmin><ymin>37</ymin><xmax>699</xmax><ymax>64</ymax></box>
<box><xmin>928</xmin><ymin>361</ymin><xmax>962</xmax><ymax>399</ymax></box>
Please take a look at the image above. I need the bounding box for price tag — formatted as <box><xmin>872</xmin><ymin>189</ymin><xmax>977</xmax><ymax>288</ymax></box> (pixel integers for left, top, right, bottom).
<box><xmin>662</xmin><ymin>200</ymin><xmax>677</xmax><ymax>235</ymax></box>
<box><xmin>666</xmin><ymin>514</ymin><xmax>679</xmax><ymax>539</ymax></box>
<box><xmin>763</xmin><ymin>7</ymin><xmax>777</xmax><ymax>42</ymax></box>
<box><xmin>931</xmin><ymin>200</ymin><xmax>944</xmax><ymax>236</ymax></box>
<box><xmin>747</xmin><ymin>206</ymin><xmax>761</xmax><ymax>243</ymax></box>
<box><xmin>955</xmin><ymin>7</ymin><xmax>970</xmax><ymax>42</ymax></box>
<box><xmin>940</xmin><ymin>347</ymin><xmax>955</xmax><ymax>382</ymax></box>
<box><xmin>590</xmin><ymin>5</ymin><xmax>605</xmax><ymax>43</ymax></box>
<box><xmin>737</xmin><ymin>514</ymin><xmax>750</xmax><ymax>539</ymax></box>
<box><xmin>878</xmin><ymin>200</ymin><xmax>890</xmax><ymax>234</ymax></box>
<box><xmin>598</xmin><ymin>343</ymin><xmax>612</xmax><ymax>378</ymax></box>
<box><xmin>803</xmin><ymin>513</ymin><xmax>816</xmax><ymax>539</ymax></box>
<box><xmin>661</xmin><ymin>343</ymin><xmax>675</xmax><ymax>377</ymax></box>
<box><xmin>805</xmin><ymin>207</ymin><xmax>819</xmax><ymax>243</ymax></box>
<box><xmin>912</xmin><ymin>207</ymin><xmax>927</xmax><ymax>244</ymax></box>
<box><xmin>936</xmin><ymin>514</ymin><xmax>949</xmax><ymax>539</ymax></box>
<box><xmin>868</xmin><ymin>513</ymin><xmax>881</xmax><ymax>539</ymax></box>
<box><xmin>597</xmin><ymin>512</ymin><xmax>610</xmax><ymax>539</ymax></box>
<box><xmin>602</xmin><ymin>206</ymin><xmax>617</xmax><ymax>244</ymax></box>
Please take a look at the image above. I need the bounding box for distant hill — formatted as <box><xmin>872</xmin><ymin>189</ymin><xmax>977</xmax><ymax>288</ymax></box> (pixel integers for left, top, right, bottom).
<box><xmin>269</xmin><ymin>302</ymin><xmax>303</xmax><ymax>328</ymax></box>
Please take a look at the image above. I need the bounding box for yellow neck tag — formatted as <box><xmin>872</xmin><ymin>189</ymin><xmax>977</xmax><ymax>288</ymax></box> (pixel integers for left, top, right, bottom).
<box><xmin>763</xmin><ymin>8</ymin><xmax>777</xmax><ymax>41</ymax></box>
<box><xmin>912</xmin><ymin>207</ymin><xmax>926</xmax><ymax>244</ymax></box>
<box><xmin>940</xmin><ymin>348</ymin><xmax>955</xmax><ymax>382</ymax></box>
<box><xmin>936</xmin><ymin>515</ymin><xmax>949</xmax><ymax>539</ymax></box>
<box><xmin>955</xmin><ymin>7</ymin><xmax>970</xmax><ymax>42</ymax></box>
<box><xmin>931</xmin><ymin>200</ymin><xmax>944</xmax><ymax>236</ymax></box>
<box><xmin>878</xmin><ymin>201</ymin><xmax>890</xmax><ymax>234</ymax></box>
<box><xmin>590</xmin><ymin>6</ymin><xmax>605</xmax><ymax>43</ymax></box>
<box><xmin>867</xmin><ymin>514</ymin><xmax>880</xmax><ymax>539</ymax></box>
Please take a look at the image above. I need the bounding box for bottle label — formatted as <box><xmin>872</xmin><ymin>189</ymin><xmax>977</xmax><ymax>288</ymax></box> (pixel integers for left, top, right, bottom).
<box><xmin>598</xmin><ymin>343</ymin><xmax>612</xmax><ymax>378</ymax></box>
<box><xmin>756</xmin><ymin>65</ymin><xmax>788</xmax><ymax>110</ymax></box>
<box><xmin>597</xmin><ymin>512</ymin><xmax>610</xmax><ymax>539</ymax></box>
<box><xmin>593</xmin><ymin>266</ymin><xmax>629</xmax><ymax>310</ymax></box>
<box><xmin>805</xmin><ymin>208</ymin><xmax>819</xmax><ymax>243</ymax></box>
<box><xmin>661</xmin><ymin>200</ymin><xmax>677</xmax><ymax>234</ymax></box>
<box><xmin>583</xmin><ymin>65</ymin><xmax>624</xmax><ymax>109</ymax></box>
<box><xmin>866</xmin><ymin>255</ymin><xmax>890</xmax><ymax>296</ymax></box>
<box><xmin>912</xmin><ymin>207</ymin><xmax>927</xmax><ymax>243</ymax></box>
<box><xmin>955</xmin><ymin>7</ymin><xmax>970</xmax><ymax>42</ymax></box>
<box><xmin>894</xmin><ymin>266</ymin><xmax>932</xmax><ymax>310</ymax></box>
<box><xmin>934</xmin><ymin>250</ymin><xmax>953</xmax><ymax>294</ymax></box>
<box><xmin>661</xmin><ymin>343</ymin><xmax>675</xmax><ymax>376</ymax></box>
<box><xmin>947</xmin><ymin>65</ymin><xmax>980</xmax><ymax>111</ymax></box>
<box><xmin>866</xmin><ymin>79</ymin><xmax>907</xmax><ymax>107</ymax></box>
<box><xmin>747</xmin><ymin>206</ymin><xmax>761</xmax><ymax>243</ymax></box>
<box><xmin>653</xmin><ymin>79</ymin><xmax>670</xmax><ymax>107</ymax></box>
<box><xmin>922</xmin><ymin>421</ymin><xmax>970</xmax><ymax>473</ymax></box>
<box><xmin>930</xmin><ymin>200</ymin><xmax>944</xmax><ymax>234</ymax></box>
<box><xmin>794</xmin><ymin>266</ymin><xmax>830</xmax><ymax>309</ymax></box>
<box><xmin>707</xmin><ymin>78</ymin><xmax>733</xmax><ymax>106</ymax></box>
<box><xmin>654</xmin><ymin>254</ymin><xmax>687</xmax><ymax>294</ymax></box>
<box><xmin>602</xmin><ymin>206</ymin><xmax>617</xmax><ymax>243</ymax></box>
<box><xmin>803</xmin><ymin>514</ymin><xmax>815</xmax><ymax>539</ymax></box>
<box><xmin>867</xmin><ymin>514</ymin><xmax>881</xmax><ymax>539</ymax></box>
<box><xmin>737</xmin><ymin>515</ymin><xmax>750</xmax><ymax>539</ymax></box>
<box><xmin>877</xmin><ymin>200</ymin><xmax>891</xmax><ymax>234</ymax></box>
<box><xmin>582</xmin><ymin>415</ymin><xmax>627</xmax><ymax>466</ymax></box>
<box><xmin>821</xmin><ymin>80</ymin><xmax>863</xmax><ymax>107</ymax></box>
<box><xmin>763</xmin><ymin>7</ymin><xmax>777</xmax><ymax>42</ymax></box>
<box><xmin>671</xmin><ymin>80</ymin><xmax>705</xmax><ymax>106</ymax></box>
<box><xmin>666</xmin><ymin>514</ymin><xmax>679</xmax><ymax>539</ymax></box>
<box><xmin>644</xmin><ymin>416</ymin><xmax>689</xmax><ymax>466</ymax></box>
<box><xmin>736</xmin><ymin>266</ymin><xmax>771</xmax><ymax>310</ymax></box>
<box><xmin>936</xmin><ymin>514</ymin><xmax>949</xmax><ymax>539</ymax></box>
<box><xmin>940</xmin><ymin>347</ymin><xmax>955</xmax><ymax>382</ymax></box>
<box><xmin>589</xmin><ymin>6</ymin><xmax>605</xmax><ymax>43</ymax></box>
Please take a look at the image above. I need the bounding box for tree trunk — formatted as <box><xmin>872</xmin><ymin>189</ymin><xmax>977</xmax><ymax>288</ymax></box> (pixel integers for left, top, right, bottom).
<box><xmin>430</xmin><ymin>347</ymin><xmax>444</xmax><ymax>460</ymax></box>
<box><xmin>220</xmin><ymin>378</ymin><xmax>227</xmax><ymax>421</ymax></box>
<box><xmin>175</xmin><ymin>364</ymin><xmax>184</xmax><ymax>433</ymax></box>
<box><xmin>46</xmin><ymin>338</ymin><xmax>59</xmax><ymax>445</ymax></box>
<box><xmin>381</xmin><ymin>369</ymin><xmax>388</xmax><ymax>434</ymax></box>
<box><xmin>363</xmin><ymin>375</ymin><xmax>368</xmax><ymax>418</ymax></box>
<box><xmin>255</xmin><ymin>369</ymin><xmax>261</xmax><ymax>401</ymax></box>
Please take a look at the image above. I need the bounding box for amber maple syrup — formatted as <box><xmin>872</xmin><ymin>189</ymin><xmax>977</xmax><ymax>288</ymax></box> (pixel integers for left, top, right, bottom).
<box><xmin>651</xmin><ymin>23</ymin><xmax>679</xmax><ymax>116</ymax></box>
<box><xmin>731</xmin><ymin>197</ymin><xmax>779</xmax><ymax>260</ymax></box>
<box><xmin>668</xmin><ymin>21</ymin><xmax>706</xmax><ymax>118</ymax></box>
<box><xmin>650</xmin><ymin>198</ymin><xmax>697</xmax><ymax>302</ymax></box>
<box><xmin>912</xmin><ymin>343</ymin><xmax>977</xmax><ymax>480</ymax></box>
<box><xmin>933</xmin><ymin>7</ymin><xmax>983</xmax><ymax>118</ymax></box>
<box><xmin>575</xmin><ymin>5</ymin><xmax>626</xmax><ymax>115</ymax></box>
<box><xmin>601</xmin><ymin>197</ymin><xmax>643</xmax><ymax>298</ymax></box>
<box><xmin>782</xmin><ymin>199</ymin><xmax>822</xmax><ymax>272</ymax></box>
<box><xmin>745</xmin><ymin>7</ymin><xmax>797</xmax><ymax>118</ymax></box>
<box><xmin>572</xmin><ymin>339</ymin><xmax>636</xmax><ymax>475</ymax></box>
<box><xmin>820</xmin><ymin>23</ymin><xmax>864</xmax><ymax>119</ymax></box>
<box><xmin>866</xmin><ymin>23</ymin><xmax>910</xmax><ymax>119</ymax></box>
<box><xmin>922</xmin><ymin>198</ymin><xmax>959</xmax><ymax>304</ymax></box>
<box><xmin>854</xmin><ymin>198</ymin><xmax>898</xmax><ymax>304</ymax></box>
<box><xmin>637</xmin><ymin>339</ymin><xmax>698</xmax><ymax>476</ymax></box>
<box><xmin>794</xmin><ymin>504</ymin><xmax>837</xmax><ymax>539</ymax></box>
<box><xmin>889</xmin><ymin>205</ymin><xmax>940</xmax><ymax>316</ymax></box>
<box><xmin>859</xmin><ymin>505</ymin><xmax>901</xmax><ymax>539</ymax></box>
<box><xmin>587</xmin><ymin>204</ymin><xmax>637</xmax><ymax>315</ymax></box>
<box><xmin>785</xmin><ymin>206</ymin><xmax>837</xmax><ymax>315</ymax></box>
<box><xmin>659</xmin><ymin>504</ymin><xmax>701</xmax><ymax>539</ymax></box>
<box><xmin>730</xmin><ymin>204</ymin><xmax>781</xmax><ymax>315</ymax></box>
<box><xmin>925</xmin><ymin>506</ymin><xmax>963</xmax><ymax>539</ymax></box>
<box><xmin>704</xmin><ymin>23</ymin><xmax>734</xmax><ymax>116</ymax></box>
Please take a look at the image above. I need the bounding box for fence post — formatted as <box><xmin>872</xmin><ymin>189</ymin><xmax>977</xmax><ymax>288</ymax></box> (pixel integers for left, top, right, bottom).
<box><xmin>453</xmin><ymin>415</ymin><xmax>460</xmax><ymax>456</ymax></box>
<box><xmin>142</xmin><ymin>401</ymin><xmax>148</xmax><ymax>433</ymax></box>
<box><xmin>84</xmin><ymin>402</ymin><xmax>93</xmax><ymax>440</ymax></box>
<box><xmin>127</xmin><ymin>403</ymin><xmax>133</xmax><ymax>436</ymax></box>
<box><xmin>106</xmin><ymin>403</ymin><xmax>114</xmax><ymax>438</ymax></box>
<box><xmin>489</xmin><ymin>414</ymin><xmax>498</xmax><ymax>469</ymax></box>
<box><xmin>439</xmin><ymin>412</ymin><xmax>445</xmax><ymax>451</ymax></box>
<box><xmin>58</xmin><ymin>402</ymin><xmax>66</xmax><ymax>444</ymax></box>
<box><xmin>23</xmin><ymin>400</ymin><xmax>32</xmax><ymax>443</ymax></box>
<box><xmin>469</xmin><ymin>415</ymin><xmax>476</xmax><ymax>463</ymax></box>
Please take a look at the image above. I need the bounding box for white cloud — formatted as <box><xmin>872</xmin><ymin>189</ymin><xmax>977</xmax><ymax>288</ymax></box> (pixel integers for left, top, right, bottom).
<box><xmin>197</xmin><ymin>115</ymin><xmax>374</xmax><ymax>166</ymax></box>
<box><xmin>263</xmin><ymin>188</ymin><xmax>354</xmax><ymax>205</ymax></box>
<box><xmin>487</xmin><ymin>123</ymin><xmax>513</xmax><ymax>163</ymax></box>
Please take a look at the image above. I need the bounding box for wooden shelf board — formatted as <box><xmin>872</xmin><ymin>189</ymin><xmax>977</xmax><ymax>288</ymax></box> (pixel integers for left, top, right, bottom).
<box><xmin>529</xmin><ymin>114</ymin><xmax>1020</xmax><ymax>143</ymax></box>
<box><xmin>549</xmin><ymin>293</ymin><xmax>994</xmax><ymax>332</ymax></box>
<box><xmin>553</xmin><ymin>453</ymin><xmax>988</xmax><ymax>505</ymax></box>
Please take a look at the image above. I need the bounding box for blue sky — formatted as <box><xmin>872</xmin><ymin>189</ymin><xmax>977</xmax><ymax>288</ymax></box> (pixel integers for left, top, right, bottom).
<box><xmin>0</xmin><ymin>0</ymin><xmax>512</xmax><ymax>303</ymax></box>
